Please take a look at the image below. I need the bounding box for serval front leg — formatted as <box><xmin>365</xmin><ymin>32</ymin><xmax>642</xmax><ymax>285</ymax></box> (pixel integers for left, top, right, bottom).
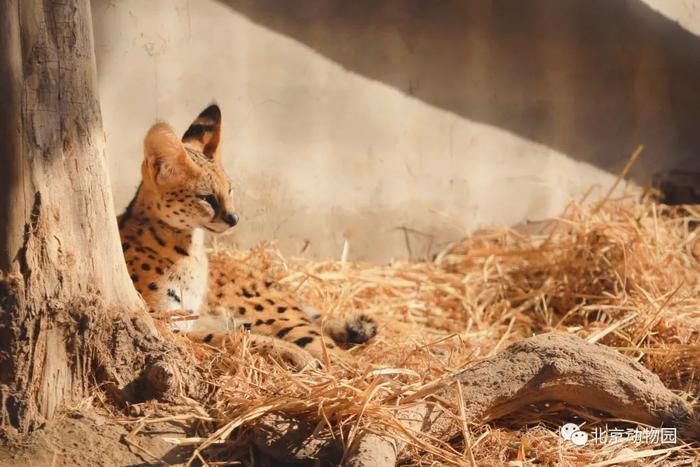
<box><xmin>186</xmin><ymin>330</ymin><xmax>320</xmax><ymax>370</ymax></box>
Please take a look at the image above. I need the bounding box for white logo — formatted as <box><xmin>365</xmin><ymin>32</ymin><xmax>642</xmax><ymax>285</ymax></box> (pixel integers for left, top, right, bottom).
<box><xmin>560</xmin><ymin>423</ymin><xmax>589</xmax><ymax>446</ymax></box>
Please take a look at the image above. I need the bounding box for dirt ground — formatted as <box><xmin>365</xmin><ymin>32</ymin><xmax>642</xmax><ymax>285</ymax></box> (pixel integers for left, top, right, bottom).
<box><xmin>0</xmin><ymin>411</ymin><xmax>190</xmax><ymax>467</ymax></box>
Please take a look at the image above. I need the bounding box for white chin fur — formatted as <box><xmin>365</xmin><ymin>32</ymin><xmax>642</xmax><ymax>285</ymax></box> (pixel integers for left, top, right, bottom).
<box><xmin>203</xmin><ymin>223</ymin><xmax>230</xmax><ymax>234</ymax></box>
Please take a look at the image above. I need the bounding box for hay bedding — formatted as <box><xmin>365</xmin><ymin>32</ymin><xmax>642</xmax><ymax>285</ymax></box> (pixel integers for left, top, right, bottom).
<box><xmin>126</xmin><ymin>198</ymin><xmax>699</xmax><ymax>466</ymax></box>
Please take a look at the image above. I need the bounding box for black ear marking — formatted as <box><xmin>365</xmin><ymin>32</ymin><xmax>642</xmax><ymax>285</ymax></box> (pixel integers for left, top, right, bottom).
<box><xmin>182</xmin><ymin>104</ymin><xmax>222</xmax><ymax>159</ymax></box>
<box><xmin>182</xmin><ymin>123</ymin><xmax>214</xmax><ymax>141</ymax></box>
<box><xmin>198</xmin><ymin>104</ymin><xmax>221</xmax><ymax>122</ymax></box>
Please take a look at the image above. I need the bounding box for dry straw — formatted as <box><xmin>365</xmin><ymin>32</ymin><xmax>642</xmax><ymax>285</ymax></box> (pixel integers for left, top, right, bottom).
<box><xmin>131</xmin><ymin>195</ymin><xmax>699</xmax><ymax>466</ymax></box>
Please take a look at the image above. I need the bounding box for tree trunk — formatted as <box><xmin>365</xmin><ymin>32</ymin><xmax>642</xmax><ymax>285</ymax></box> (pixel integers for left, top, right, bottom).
<box><xmin>0</xmin><ymin>0</ymin><xmax>169</xmax><ymax>434</ymax></box>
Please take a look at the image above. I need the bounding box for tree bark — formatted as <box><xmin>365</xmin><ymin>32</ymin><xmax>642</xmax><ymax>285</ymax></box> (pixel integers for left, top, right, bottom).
<box><xmin>0</xmin><ymin>0</ymin><xmax>189</xmax><ymax>434</ymax></box>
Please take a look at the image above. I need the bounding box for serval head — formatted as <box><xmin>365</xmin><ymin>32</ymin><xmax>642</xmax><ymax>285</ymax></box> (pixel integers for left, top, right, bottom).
<box><xmin>141</xmin><ymin>104</ymin><xmax>239</xmax><ymax>233</ymax></box>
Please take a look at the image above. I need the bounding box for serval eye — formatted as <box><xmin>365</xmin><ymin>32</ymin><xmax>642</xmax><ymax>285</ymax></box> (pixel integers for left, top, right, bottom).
<box><xmin>197</xmin><ymin>194</ymin><xmax>219</xmax><ymax>211</ymax></box>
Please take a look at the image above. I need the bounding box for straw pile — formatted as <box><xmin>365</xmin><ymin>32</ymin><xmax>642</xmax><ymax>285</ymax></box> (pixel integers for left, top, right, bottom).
<box><xmin>130</xmin><ymin>197</ymin><xmax>699</xmax><ymax>466</ymax></box>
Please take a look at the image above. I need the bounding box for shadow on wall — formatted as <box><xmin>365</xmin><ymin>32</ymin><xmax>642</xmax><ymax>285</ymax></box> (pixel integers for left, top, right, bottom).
<box><xmin>217</xmin><ymin>0</ymin><xmax>700</xmax><ymax>186</ymax></box>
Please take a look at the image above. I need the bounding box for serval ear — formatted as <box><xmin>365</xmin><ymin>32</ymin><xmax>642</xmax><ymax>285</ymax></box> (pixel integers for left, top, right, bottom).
<box><xmin>144</xmin><ymin>123</ymin><xmax>199</xmax><ymax>187</ymax></box>
<box><xmin>182</xmin><ymin>104</ymin><xmax>222</xmax><ymax>160</ymax></box>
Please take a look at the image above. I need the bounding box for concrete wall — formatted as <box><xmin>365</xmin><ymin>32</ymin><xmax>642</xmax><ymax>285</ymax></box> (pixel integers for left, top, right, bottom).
<box><xmin>92</xmin><ymin>0</ymin><xmax>700</xmax><ymax>262</ymax></box>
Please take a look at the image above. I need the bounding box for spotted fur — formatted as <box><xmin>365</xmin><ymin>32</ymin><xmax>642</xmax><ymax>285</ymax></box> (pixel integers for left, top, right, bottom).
<box><xmin>118</xmin><ymin>104</ymin><xmax>376</xmax><ymax>367</ymax></box>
